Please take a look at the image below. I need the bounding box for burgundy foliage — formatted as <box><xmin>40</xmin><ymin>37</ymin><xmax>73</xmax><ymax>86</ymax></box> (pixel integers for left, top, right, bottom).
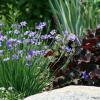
<box><xmin>46</xmin><ymin>27</ymin><xmax>100</xmax><ymax>88</ymax></box>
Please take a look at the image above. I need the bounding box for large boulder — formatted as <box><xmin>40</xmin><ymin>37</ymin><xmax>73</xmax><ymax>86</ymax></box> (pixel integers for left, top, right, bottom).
<box><xmin>24</xmin><ymin>86</ymin><xmax>100</xmax><ymax>100</ymax></box>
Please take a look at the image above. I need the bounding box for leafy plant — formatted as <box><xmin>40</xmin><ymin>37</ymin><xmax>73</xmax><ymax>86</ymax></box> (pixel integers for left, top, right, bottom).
<box><xmin>81</xmin><ymin>0</ymin><xmax>100</xmax><ymax>29</ymax></box>
<box><xmin>48</xmin><ymin>0</ymin><xmax>100</xmax><ymax>74</ymax></box>
<box><xmin>48</xmin><ymin>0</ymin><xmax>100</xmax><ymax>88</ymax></box>
<box><xmin>0</xmin><ymin>21</ymin><xmax>55</xmax><ymax>97</ymax></box>
<box><xmin>49</xmin><ymin>0</ymin><xmax>100</xmax><ymax>36</ymax></box>
<box><xmin>0</xmin><ymin>0</ymin><xmax>51</xmax><ymax>24</ymax></box>
<box><xmin>49</xmin><ymin>0</ymin><xmax>84</xmax><ymax>37</ymax></box>
<box><xmin>0</xmin><ymin>56</ymin><xmax>51</xmax><ymax>96</ymax></box>
<box><xmin>51</xmin><ymin>26</ymin><xmax>100</xmax><ymax>88</ymax></box>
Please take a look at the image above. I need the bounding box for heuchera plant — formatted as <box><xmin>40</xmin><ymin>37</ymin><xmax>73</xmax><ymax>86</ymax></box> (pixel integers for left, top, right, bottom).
<box><xmin>46</xmin><ymin>25</ymin><xmax>100</xmax><ymax>88</ymax></box>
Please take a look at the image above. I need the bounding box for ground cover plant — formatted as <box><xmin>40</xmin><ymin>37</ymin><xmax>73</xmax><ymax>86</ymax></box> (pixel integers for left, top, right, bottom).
<box><xmin>50</xmin><ymin>26</ymin><xmax>100</xmax><ymax>88</ymax></box>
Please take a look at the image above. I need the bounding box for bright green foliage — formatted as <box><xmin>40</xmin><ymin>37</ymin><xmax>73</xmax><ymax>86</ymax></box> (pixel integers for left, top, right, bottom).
<box><xmin>49</xmin><ymin>0</ymin><xmax>84</xmax><ymax>36</ymax></box>
<box><xmin>81</xmin><ymin>0</ymin><xmax>100</xmax><ymax>29</ymax></box>
<box><xmin>49</xmin><ymin>0</ymin><xmax>100</xmax><ymax>36</ymax></box>
<box><xmin>0</xmin><ymin>56</ymin><xmax>51</xmax><ymax>97</ymax></box>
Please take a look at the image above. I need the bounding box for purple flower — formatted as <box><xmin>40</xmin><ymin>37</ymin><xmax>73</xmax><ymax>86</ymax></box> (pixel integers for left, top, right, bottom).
<box><xmin>6</xmin><ymin>40</ymin><xmax>12</xmax><ymax>45</ymax></box>
<box><xmin>26</xmin><ymin>55</ymin><xmax>32</xmax><ymax>61</ymax></box>
<box><xmin>65</xmin><ymin>47</ymin><xmax>72</xmax><ymax>52</ymax></box>
<box><xmin>39</xmin><ymin>50</ymin><xmax>45</xmax><ymax>55</ymax></box>
<box><xmin>29</xmin><ymin>50</ymin><xmax>37</xmax><ymax>56</ymax></box>
<box><xmin>28</xmin><ymin>31</ymin><xmax>36</xmax><ymax>37</ymax></box>
<box><xmin>50</xmin><ymin>29</ymin><xmax>56</xmax><ymax>35</ymax></box>
<box><xmin>35</xmin><ymin>50</ymin><xmax>44</xmax><ymax>55</ymax></box>
<box><xmin>63</xmin><ymin>30</ymin><xmax>68</xmax><ymax>36</ymax></box>
<box><xmin>39</xmin><ymin>22</ymin><xmax>46</xmax><ymax>27</ymax></box>
<box><xmin>30</xmin><ymin>39</ymin><xmax>37</xmax><ymax>44</ymax></box>
<box><xmin>67</xmin><ymin>34</ymin><xmax>76</xmax><ymax>41</ymax></box>
<box><xmin>12</xmin><ymin>54</ymin><xmax>19</xmax><ymax>60</ymax></box>
<box><xmin>41</xmin><ymin>34</ymin><xmax>53</xmax><ymax>40</ymax></box>
<box><xmin>30</xmin><ymin>40</ymin><xmax>35</xmax><ymax>44</ymax></box>
<box><xmin>28</xmin><ymin>49</ymin><xmax>44</xmax><ymax>56</ymax></box>
<box><xmin>7</xmin><ymin>45</ymin><xmax>13</xmax><ymax>50</ymax></box>
<box><xmin>49</xmin><ymin>35</ymin><xmax>55</xmax><ymax>39</ymax></box>
<box><xmin>41</xmin><ymin>35</ymin><xmax>49</xmax><ymax>40</ymax></box>
<box><xmin>6</xmin><ymin>39</ymin><xmax>16</xmax><ymax>50</ymax></box>
<box><xmin>81</xmin><ymin>71</ymin><xmax>89</xmax><ymax>80</ymax></box>
<box><xmin>20</xmin><ymin>21</ymin><xmax>27</xmax><ymax>27</ymax></box>
<box><xmin>36</xmin><ymin>22</ymin><xmax>46</xmax><ymax>30</ymax></box>
<box><xmin>0</xmin><ymin>33</ymin><xmax>4</xmax><ymax>41</ymax></box>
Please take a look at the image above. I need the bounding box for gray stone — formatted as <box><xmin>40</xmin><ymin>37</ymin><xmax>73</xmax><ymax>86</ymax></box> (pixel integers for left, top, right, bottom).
<box><xmin>24</xmin><ymin>86</ymin><xmax>100</xmax><ymax>100</ymax></box>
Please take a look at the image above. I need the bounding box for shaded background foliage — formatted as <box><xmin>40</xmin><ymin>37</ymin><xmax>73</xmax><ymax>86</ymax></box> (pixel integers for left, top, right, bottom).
<box><xmin>0</xmin><ymin>0</ymin><xmax>51</xmax><ymax>24</ymax></box>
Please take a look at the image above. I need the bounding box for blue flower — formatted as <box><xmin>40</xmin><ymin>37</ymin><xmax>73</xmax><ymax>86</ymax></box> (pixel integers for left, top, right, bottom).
<box><xmin>41</xmin><ymin>34</ymin><xmax>54</xmax><ymax>40</ymax></box>
<box><xmin>36</xmin><ymin>22</ymin><xmax>46</xmax><ymax>30</ymax></box>
<box><xmin>65</xmin><ymin>47</ymin><xmax>72</xmax><ymax>52</ymax></box>
<box><xmin>50</xmin><ymin>29</ymin><xmax>56</xmax><ymax>35</ymax></box>
<box><xmin>28</xmin><ymin>31</ymin><xmax>36</xmax><ymax>37</ymax></box>
<box><xmin>0</xmin><ymin>33</ymin><xmax>4</xmax><ymax>41</ymax></box>
<box><xmin>41</xmin><ymin>35</ymin><xmax>49</xmax><ymax>40</ymax></box>
<box><xmin>12</xmin><ymin>54</ymin><xmax>19</xmax><ymax>60</ymax></box>
<box><xmin>67</xmin><ymin>34</ymin><xmax>76</xmax><ymax>41</ymax></box>
<box><xmin>81</xmin><ymin>71</ymin><xmax>89</xmax><ymax>80</ymax></box>
<box><xmin>6</xmin><ymin>40</ymin><xmax>13</xmax><ymax>50</ymax></box>
<box><xmin>63</xmin><ymin>30</ymin><xmax>68</xmax><ymax>36</ymax></box>
<box><xmin>28</xmin><ymin>50</ymin><xmax>37</xmax><ymax>56</ymax></box>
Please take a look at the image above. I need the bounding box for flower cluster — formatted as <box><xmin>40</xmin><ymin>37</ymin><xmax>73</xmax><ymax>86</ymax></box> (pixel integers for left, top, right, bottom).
<box><xmin>36</xmin><ymin>22</ymin><xmax>46</xmax><ymax>30</ymax></box>
<box><xmin>0</xmin><ymin>21</ymin><xmax>58</xmax><ymax>66</ymax></box>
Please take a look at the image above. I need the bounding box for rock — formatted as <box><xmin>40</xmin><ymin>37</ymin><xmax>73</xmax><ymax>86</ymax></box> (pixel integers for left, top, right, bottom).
<box><xmin>24</xmin><ymin>85</ymin><xmax>100</xmax><ymax>100</ymax></box>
